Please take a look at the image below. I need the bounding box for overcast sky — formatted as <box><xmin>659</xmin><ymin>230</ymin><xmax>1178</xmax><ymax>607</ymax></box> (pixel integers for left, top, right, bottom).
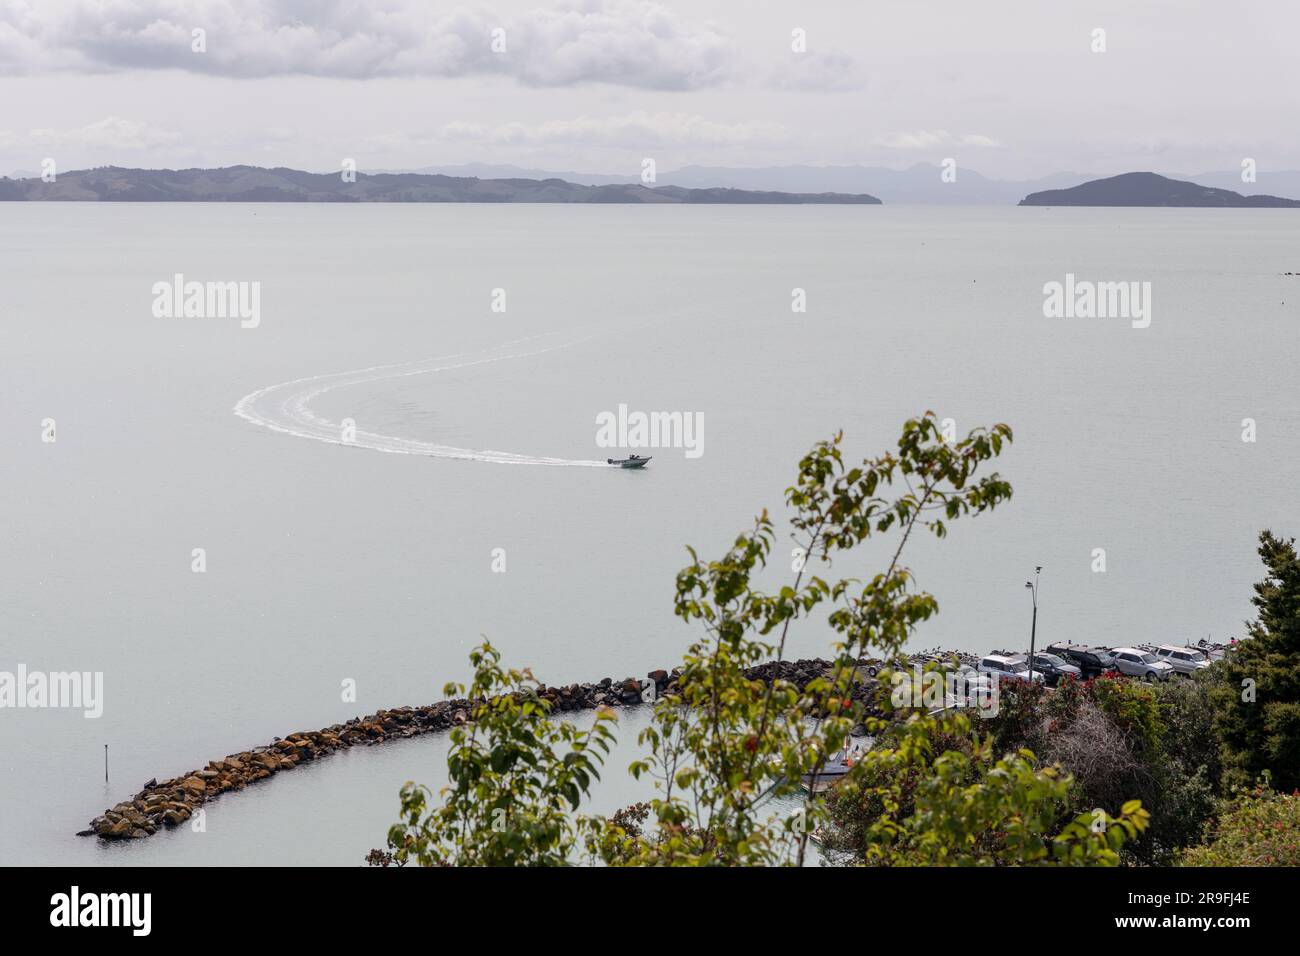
<box><xmin>1</xmin><ymin>0</ymin><xmax>1297</xmax><ymax>178</ymax></box>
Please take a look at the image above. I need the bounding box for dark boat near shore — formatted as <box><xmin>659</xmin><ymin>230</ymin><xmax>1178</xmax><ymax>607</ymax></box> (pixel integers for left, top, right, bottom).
<box><xmin>607</xmin><ymin>454</ymin><xmax>652</xmax><ymax>469</ymax></box>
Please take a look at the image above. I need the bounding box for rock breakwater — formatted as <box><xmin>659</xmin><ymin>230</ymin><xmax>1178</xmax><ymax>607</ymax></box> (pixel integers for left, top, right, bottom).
<box><xmin>78</xmin><ymin>657</ymin><xmax>884</xmax><ymax>841</ymax></box>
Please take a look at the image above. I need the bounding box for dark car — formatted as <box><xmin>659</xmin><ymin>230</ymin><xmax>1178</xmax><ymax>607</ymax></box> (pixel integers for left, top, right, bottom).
<box><xmin>1046</xmin><ymin>643</ymin><xmax>1115</xmax><ymax>679</ymax></box>
<box><xmin>1027</xmin><ymin>652</ymin><xmax>1082</xmax><ymax>686</ymax></box>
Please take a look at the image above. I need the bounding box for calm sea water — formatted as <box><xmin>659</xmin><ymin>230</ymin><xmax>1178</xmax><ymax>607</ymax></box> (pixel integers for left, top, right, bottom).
<box><xmin>1</xmin><ymin>204</ymin><xmax>1296</xmax><ymax>865</ymax></box>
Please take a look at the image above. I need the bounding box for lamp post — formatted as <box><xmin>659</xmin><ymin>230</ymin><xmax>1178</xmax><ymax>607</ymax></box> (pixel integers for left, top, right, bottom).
<box><xmin>1025</xmin><ymin>567</ymin><xmax>1042</xmax><ymax>683</ymax></box>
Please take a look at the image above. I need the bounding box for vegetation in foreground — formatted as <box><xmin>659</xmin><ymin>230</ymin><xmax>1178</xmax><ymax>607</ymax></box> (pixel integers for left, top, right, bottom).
<box><xmin>376</xmin><ymin>414</ymin><xmax>1298</xmax><ymax>866</ymax></box>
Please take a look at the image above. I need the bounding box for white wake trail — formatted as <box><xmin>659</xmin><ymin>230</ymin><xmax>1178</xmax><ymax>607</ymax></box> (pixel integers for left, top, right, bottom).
<box><xmin>233</xmin><ymin>334</ymin><xmax>611</xmax><ymax>466</ymax></box>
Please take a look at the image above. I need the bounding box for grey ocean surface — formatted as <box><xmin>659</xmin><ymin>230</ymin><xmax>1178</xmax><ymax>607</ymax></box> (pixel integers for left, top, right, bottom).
<box><xmin>0</xmin><ymin>203</ymin><xmax>1295</xmax><ymax>865</ymax></box>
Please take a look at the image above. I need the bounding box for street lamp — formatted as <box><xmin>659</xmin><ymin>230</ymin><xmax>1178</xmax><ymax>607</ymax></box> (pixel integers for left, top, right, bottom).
<box><xmin>1025</xmin><ymin>567</ymin><xmax>1042</xmax><ymax>683</ymax></box>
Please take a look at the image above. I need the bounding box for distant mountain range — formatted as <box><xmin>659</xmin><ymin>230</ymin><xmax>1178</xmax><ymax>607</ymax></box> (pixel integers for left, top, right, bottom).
<box><xmin>4</xmin><ymin>164</ymin><xmax>1298</xmax><ymax>207</ymax></box>
<box><xmin>390</xmin><ymin>162</ymin><xmax>1082</xmax><ymax>204</ymax></box>
<box><xmin>380</xmin><ymin>162</ymin><xmax>1300</xmax><ymax>205</ymax></box>
<box><xmin>0</xmin><ymin>165</ymin><xmax>881</xmax><ymax>204</ymax></box>
<box><xmin>1019</xmin><ymin>172</ymin><xmax>1300</xmax><ymax>207</ymax></box>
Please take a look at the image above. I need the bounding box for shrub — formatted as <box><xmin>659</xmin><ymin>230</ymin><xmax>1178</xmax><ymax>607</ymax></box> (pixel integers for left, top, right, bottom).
<box><xmin>825</xmin><ymin>711</ymin><xmax>1147</xmax><ymax>866</ymax></box>
<box><xmin>386</xmin><ymin>642</ymin><xmax>616</xmax><ymax>866</ymax></box>
<box><xmin>1180</xmin><ymin>782</ymin><xmax>1300</xmax><ymax>867</ymax></box>
<box><xmin>1001</xmin><ymin>672</ymin><xmax>1215</xmax><ymax>863</ymax></box>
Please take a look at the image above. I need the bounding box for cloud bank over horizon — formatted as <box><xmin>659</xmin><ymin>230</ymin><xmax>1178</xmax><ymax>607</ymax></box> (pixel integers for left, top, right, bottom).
<box><xmin>0</xmin><ymin>0</ymin><xmax>1296</xmax><ymax>180</ymax></box>
<box><xmin>2</xmin><ymin>0</ymin><xmax>793</xmax><ymax>87</ymax></box>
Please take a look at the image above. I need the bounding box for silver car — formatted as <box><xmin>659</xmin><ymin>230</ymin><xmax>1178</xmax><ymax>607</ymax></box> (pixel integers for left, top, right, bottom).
<box><xmin>977</xmin><ymin>654</ymin><xmax>1045</xmax><ymax>684</ymax></box>
<box><xmin>1154</xmin><ymin>645</ymin><xmax>1212</xmax><ymax>676</ymax></box>
<box><xmin>1108</xmin><ymin>647</ymin><xmax>1175</xmax><ymax>681</ymax></box>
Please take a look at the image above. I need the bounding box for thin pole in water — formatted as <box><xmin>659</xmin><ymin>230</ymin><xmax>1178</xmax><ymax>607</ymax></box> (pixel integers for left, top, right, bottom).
<box><xmin>104</xmin><ymin>744</ymin><xmax>109</xmax><ymax>782</ymax></box>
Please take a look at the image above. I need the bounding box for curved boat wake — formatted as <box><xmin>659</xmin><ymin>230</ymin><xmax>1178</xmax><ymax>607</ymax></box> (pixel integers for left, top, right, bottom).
<box><xmin>233</xmin><ymin>333</ymin><xmax>611</xmax><ymax>466</ymax></box>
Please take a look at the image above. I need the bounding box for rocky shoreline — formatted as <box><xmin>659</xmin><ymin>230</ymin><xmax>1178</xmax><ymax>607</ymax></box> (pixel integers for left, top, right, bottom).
<box><xmin>79</xmin><ymin>657</ymin><xmax>884</xmax><ymax>842</ymax></box>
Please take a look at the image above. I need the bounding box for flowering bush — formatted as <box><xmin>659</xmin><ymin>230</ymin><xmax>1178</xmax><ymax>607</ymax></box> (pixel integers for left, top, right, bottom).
<box><xmin>1180</xmin><ymin>782</ymin><xmax>1300</xmax><ymax>867</ymax></box>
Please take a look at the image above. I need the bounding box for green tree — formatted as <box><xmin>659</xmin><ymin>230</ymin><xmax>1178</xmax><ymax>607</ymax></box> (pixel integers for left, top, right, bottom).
<box><xmin>1212</xmin><ymin>531</ymin><xmax>1300</xmax><ymax>792</ymax></box>
<box><xmin>1147</xmin><ymin>675</ymin><xmax>1221</xmax><ymax>858</ymax></box>
<box><xmin>596</xmin><ymin>415</ymin><xmax>1013</xmax><ymax>865</ymax></box>
<box><xmin>387</xmin><ymin>642</ymin><xmax>616</xmax><ymax>866</ymax></box>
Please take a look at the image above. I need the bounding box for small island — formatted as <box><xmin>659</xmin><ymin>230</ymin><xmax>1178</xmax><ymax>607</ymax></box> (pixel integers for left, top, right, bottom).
<box><xmin>0</xmin><ymin>165</ymin><xmax>882</xmax><ymax>205</ymax></box>
<box><xmin>1019</xmin><ymin>171</ymin><xmax>1300</xmax><ymax>207</ymax></box>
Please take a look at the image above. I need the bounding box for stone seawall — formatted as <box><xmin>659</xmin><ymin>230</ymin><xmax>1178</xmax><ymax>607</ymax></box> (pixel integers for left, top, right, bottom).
<box><xmin>79</xmin><ymin>657</ymin><xmax>881</xmax><ymax>841</ymax></box>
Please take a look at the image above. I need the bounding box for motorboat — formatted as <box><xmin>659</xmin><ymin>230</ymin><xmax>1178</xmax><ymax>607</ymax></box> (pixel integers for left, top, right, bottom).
<box><xmin>607</xmin><ymin>454</ymin><xmax>652</xmax><ymax>469</ymax></box>
<box><xmin>799</xmin><ymin>749</ymin><xmax>858</xmax><ymax>793</ymax></box>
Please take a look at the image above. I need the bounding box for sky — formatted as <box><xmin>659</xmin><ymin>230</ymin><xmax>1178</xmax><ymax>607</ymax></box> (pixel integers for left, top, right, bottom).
<box><xmin>1</xmin><ymin>0</ymin><xmax>1297</xmax><ymax>179</ymax></box>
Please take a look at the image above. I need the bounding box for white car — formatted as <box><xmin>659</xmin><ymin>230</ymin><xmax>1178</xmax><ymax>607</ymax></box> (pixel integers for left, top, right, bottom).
<box><xmin>1154</xmin><ymin>645</ymin><xmax>1212</xmax><ymax>676</ymax></box>
<box><xmin>977</xmin><ymin>655</ymin><xmax>1045</xmax><ymax>684</ymax></box>
<box><xmin>1108</xmin><ymin>647</ymin><xmax>1175</xmax><ymax>681</ymax></box>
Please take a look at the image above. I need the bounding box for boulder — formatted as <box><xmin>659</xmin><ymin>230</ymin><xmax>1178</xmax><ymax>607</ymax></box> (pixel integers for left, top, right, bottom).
<box><xmin>123</xmin><ymin>808</ymin><xmax>148</xmax><ymax>827</ymax></box>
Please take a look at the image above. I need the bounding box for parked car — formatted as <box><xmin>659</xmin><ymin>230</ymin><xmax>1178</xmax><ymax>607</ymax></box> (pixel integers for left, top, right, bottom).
<box><xmin>1153</xmin><ymin>644</ymin><xmax>1212</xmax><ymax>676</ymax></box>
<box><xmin>1027</xmin><ymin>652</ymin><xmax>1082</xmax><ymax>686</ymax></box>
<box><xmin>1109</xmin><ymin>647</ymin><xmax>1175</xmax><ymax>681</ymax></box>
<box><xmin>1195</xmin><ymin>639</ymin><xmax>1238</xmax><ymax>663</ymax></box>
<box><xmin>977</xmin><ymin>654</ymin><xmax>1045</xmax><ymax>684</ymax></box>
<box><xmin>1046</xmin><ymin>643</ymin><xmax>1115</xmax><ymax>679</ymax></box>
<box><xmin>956</xmin><ymin>663</ymin><xmax>995</xmax><ymax>693</ymax></box>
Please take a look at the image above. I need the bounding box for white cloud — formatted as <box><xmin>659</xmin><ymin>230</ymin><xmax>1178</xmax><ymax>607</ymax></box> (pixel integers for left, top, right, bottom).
<box><xmin>21</xmin><ymin>116</ymin><xmax>182</xmax><ymax>150</ymax></box>
<box><xmin>0</xmin><ymin>0</ymin><xmax>737</xmax><ymax>89</ymax></box>
<box><xmin>505</xmin><ymin>2</ymin><xmax>733</xmax><ymax>88</ymax></box>
<box><xmin>875</xmin><ymin>129</ymin><xmax>1004</xmax><ymax>150</ymax></box>
<box><xmin>0</xmin><ymin>1</ymin><xmax>47</xmax><ymax>71</ymax></box>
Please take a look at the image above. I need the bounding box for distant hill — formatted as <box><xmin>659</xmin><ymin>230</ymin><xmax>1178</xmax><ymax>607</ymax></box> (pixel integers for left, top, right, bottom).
<box><xmin>399</xmin><ymin>161</ymin><xmax>1088</xmax><ymax>204</ymax></box>
<box><xmin>14</xmin><ymin>163</ymin><xmax>1300</xmax><ymax>205</ymax></box>
<box><xmin>1019</xmin><ymin>172</ymin><xmax>1300</xmax><ymax>207</ymax></box>
<box><xmin>390</xmin><ymin>162</ymin><xmax>634</xmax><ymax>187</ymax></box>
<box><xmin>376</xmin><ymin>163</ymin><xmax>1300</xmax><ymax>204</ymax></box>
<box><xmin>0</xmin><ymin>165</ymin><xmax>881</xmax><ymax>204</ymax></box>
<box><xmin>657</xmin><ymin>163</ymin><xmax>1085</xmax><ymax>204</ymax></box>
<box><xmin>1185</xmin><ymin>169</ymin><xmax>1300</xmax><ymax>200</ymax></box>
